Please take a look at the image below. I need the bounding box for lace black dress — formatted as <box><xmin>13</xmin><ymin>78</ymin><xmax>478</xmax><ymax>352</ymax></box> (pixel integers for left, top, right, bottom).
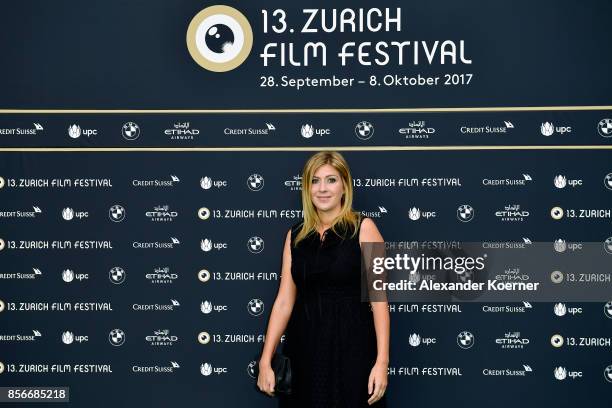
<box><xmin>280</xmin><ymin>215</ymin><xmax>387</xmax><ymax>408</ymax></box>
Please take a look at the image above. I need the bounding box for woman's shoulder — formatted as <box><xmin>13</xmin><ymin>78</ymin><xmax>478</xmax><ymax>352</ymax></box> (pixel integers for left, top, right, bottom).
<box><xmin>358</xmin><ymin>215</ymin><xmax>383</xmax><ymax>242</ymax></box>
<box><xmin>359</xmin><ymin>214</ymin><xmax>374</xmax><ymax>227</ymax></box>
<box><xmin>357</xmin><ymin>212</ymin><xmax>373</xmax><ymax>229</ymax></box>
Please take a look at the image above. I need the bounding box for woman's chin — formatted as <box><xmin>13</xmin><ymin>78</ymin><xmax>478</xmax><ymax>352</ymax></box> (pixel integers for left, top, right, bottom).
<box><xmin>316</xmin><ymin>203</ymin><xmax>337</xmax><ymax>211</ymax></box>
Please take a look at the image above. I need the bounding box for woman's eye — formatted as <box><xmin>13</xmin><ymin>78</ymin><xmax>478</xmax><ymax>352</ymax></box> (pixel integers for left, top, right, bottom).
<box><xmin>328</xmin><ymin>178</ymin><xmax>336</xmax><ymax>183</ymax></box>
<box><xmin>312</xmin><ymin>179</ymin><xmax>318</xmax><ymax>183</ymax></box>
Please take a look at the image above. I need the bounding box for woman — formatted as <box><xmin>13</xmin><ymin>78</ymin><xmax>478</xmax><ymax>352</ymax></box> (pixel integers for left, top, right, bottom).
<box><xmin>257</xmin><ymin>151</ymin><xmax>389</xmax><ymax>407</ymax></box>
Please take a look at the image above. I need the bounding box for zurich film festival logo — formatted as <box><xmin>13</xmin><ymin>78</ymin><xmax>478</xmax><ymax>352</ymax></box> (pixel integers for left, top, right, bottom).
<box><xmin>187</xmin><ymin>5</ymin><xmax>253</xmax><ymax>72</ymax></box>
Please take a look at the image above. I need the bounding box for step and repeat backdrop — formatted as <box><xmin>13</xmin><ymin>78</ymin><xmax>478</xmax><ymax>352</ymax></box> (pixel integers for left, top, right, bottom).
<box><xmin>1</xmin><ymin>1</ymin><xmax>611</xmax><ymax>407</ymax></box>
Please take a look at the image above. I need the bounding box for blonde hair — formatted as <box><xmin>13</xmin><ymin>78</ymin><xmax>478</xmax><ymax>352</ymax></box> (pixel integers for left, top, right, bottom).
<box><xmin>293</xmin><ymin>151</ymin><xmax>361</xmax><ymax>247</ymax></box>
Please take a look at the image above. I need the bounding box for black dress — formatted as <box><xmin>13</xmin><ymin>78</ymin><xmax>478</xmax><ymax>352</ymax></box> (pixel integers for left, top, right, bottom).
<box><xmin>280</xmin><ymin>215</ymin><xmax>387</xmax><ymax>408</ymax></box>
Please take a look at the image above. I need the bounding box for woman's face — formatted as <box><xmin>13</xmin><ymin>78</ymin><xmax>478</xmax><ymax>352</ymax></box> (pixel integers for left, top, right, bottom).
<box><xmin>310</xmin><ymin>164</ymin><xmax>345</xmax><ymax>214</ymax></box>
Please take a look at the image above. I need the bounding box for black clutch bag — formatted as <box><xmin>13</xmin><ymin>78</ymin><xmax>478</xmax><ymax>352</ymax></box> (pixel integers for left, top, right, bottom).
<box><xmin>255</xmin><ymin>352</ymin><xmax>292</xmax><ymax>396</ymax></box>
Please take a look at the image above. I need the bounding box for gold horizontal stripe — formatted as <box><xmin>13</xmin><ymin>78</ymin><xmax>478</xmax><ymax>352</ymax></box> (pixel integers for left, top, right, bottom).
<box><xmin>0</xmin><ymin>145</ymin><xmax>611</xmax><ymax>152</ymax></box>
<box><xmin>0</xmin><ymin>106</ymin><xmax>611</xmax><ymax>114</ymax></box>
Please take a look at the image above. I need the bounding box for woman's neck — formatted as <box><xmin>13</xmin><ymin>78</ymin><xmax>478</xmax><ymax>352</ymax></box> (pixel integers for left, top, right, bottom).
<box><xmin>317</xmin><ymin>209</ymin><xmax>341</xmax><ymax>229</ymax></box>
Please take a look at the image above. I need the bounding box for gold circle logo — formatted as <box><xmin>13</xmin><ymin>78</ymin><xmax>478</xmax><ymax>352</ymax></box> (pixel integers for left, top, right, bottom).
<box><xmin>551</xmin><ymin>334</ymin><xmax>564</xmax><ymax>348</ymax></box>
<box><xmin>198</xmin><ymin>207</ymin><xmax>210</xmax><ymax>220</ymax></box>
<box><xmin>0</xmin><ymin>362</ymin><xmax>4</xmax><ymax>374</ymax></box>
<box><xmin>0</xmin><ymin>239</ymin><xmax>4</xmax><ymax>251</ymax></box>
<box><xmin>0</xmin><ymin>300</ymin><xmax>5</xmax><ymax>312</ymax></box>
<box><xmin>198</xmin><ymin>269</ymin><xmax>210</xmax><ymax>283</ymax></box>
<box><xmin>198</xmin><ymin>331</ymin><xmax>211</xmax><ymax>344</ymax></box>
<box><xmin>551</xmin><ymin>270</ymin><xmax>564</xmax><ymax>284</ymax></box>
<box><xmin>550</xmin><ymin>207</ymin><xmax>564</xmax><ymax>220</ymax></box>
<box><xmin>0</xmin><ymin>177</ymin><xmax>5</xmax><ymax>189</ymax></box>
<box><xmin>186</xmin><ymin>5</ymin><xmax>253</xmax><ymax>72</ymax></box>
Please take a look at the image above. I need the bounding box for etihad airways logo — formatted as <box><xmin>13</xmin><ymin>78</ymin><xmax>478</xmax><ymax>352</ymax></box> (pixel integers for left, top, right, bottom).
<box><xmin>164</xmin><ymin>122</ymin><xmax>200</xmax><ymax>140</ymax></box>
<box><xmin>145</xmin><ymin>205</ymin><xmax>178</xmax><ymax>222</ymax></box>
<box><xmin>145</xmin><ymin>329</ymin><xmax>178</xmax><ymax>346</ymax></box>
<box><xmin>399</xmin><ymin>121</ymin><xmax>435</xmax><ymax>139</ymax></box>
<box><xmin>495</xmin><ymin>204</ymin><xmax>530</xmax><ymax>222</ymax></box>
<box><xmin>495</xmin><ymin>331</ymin><xmax>529</xmax><ymax>349</ymax></box>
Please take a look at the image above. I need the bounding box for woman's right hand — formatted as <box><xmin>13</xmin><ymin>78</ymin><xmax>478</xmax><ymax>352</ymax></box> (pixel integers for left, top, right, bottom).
<box><xmin>257</xmin><ymin>362</ymin><xmax>276</xmax><ymax>397</ymax></box>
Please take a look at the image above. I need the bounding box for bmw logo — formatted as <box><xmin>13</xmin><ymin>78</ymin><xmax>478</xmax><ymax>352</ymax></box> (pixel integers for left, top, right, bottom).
<box><xmin>109</xmin><ymin>329</ymin><xmax>126</xmax><ymax>346</ymax></box>
<box><xmin>109</xmin><ymin>204</ymin><xmax>126</xmax><ymax>222</ymax></box>
<box><xmin>605</xmin><ymin>237</ymin><xmax>612</xmax><ymax>255</ymax></box>
<box><xmin>604</xmin><ymin>301</ymin><xmax>612</xmax><ymax>319</ymax></box>
<box><xmin>121</xmin><ymin>122</ymin><xmax>140</xmax><ymax>141</ymax></box>
<box><xmin>605</xmin><ymin>173</ymin><xmax>612</xmax><ymax>190</ymax></box>
<box><xmin>597</xmin><ymin>118</ymin><xmax>612</xmax><ymax>138</ymax></box>
<box><xmin>605</xmin><ymin>365</ymin><xmax>612</xmax><ymax>383</ymax></box>
<box><xmin>355</xmin><ymin>121</ymin><xmax>374</xmax><ymax>140</ymax></box>
<box><xmin>247</xmin><ymin>298</ymin><xmax>264</xmax><ymax>316</ymax></box>
<box><xmin>247</xmin><ymin>236</ymin><xmax>264</xmax><ymax>254</ymax></box>
<box><xmin>247</xmin><ymin>173</ymin><xmax>264</xmax><ymax>191</ymax></box>
<box><xmin>109</xmin><ymin>267</ymin><xmax>126</xmax><ymax>284</ymax></box>
<box><xmin>457</xmin><ymin>331</ymin><xmax>474</xmax><ymax>349</ymax></box>
<box><xmin>457</xmin><ymin>204</ymin><xmax>475</xmax><ymax>222</ymax></box>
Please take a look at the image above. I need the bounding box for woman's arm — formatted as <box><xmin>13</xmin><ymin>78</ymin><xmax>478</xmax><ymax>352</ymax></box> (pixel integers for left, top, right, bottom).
<box><xmin>360</xmin><ymin>218</ymin><xmax>390</xmax><ymax>365</ymax></box>
<box><xmin>259</xmin><ymin>228</ymin><xmax>297</xmax><ymax>367</ymax></box>
<box><xmin>371</xmin><ymin>302</ymin><xmax>390</xmax><ymax>365</ymax></box>
<box><xmin>360</xmin><ymin>217</ymin><xmax>390</xmax><ymax>404</ymax></box>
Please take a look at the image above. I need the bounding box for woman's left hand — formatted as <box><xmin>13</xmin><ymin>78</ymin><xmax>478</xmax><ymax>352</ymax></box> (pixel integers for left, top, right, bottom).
<box><xmin>367</xmin><ymin>361</ymin><xmax>388</xmax><ymax>405</ymax></box>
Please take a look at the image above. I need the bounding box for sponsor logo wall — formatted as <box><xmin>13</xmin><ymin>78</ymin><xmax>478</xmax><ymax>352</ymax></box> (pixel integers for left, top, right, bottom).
<box><xmin>0</xmin><ymin>114</ymin><xmax>611</xmax><ymax>406</ymax></box>
<box><xmin>1</xmin><ymin>0</ymin><xmax>612</xmax><ymax>406</ymax></box>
